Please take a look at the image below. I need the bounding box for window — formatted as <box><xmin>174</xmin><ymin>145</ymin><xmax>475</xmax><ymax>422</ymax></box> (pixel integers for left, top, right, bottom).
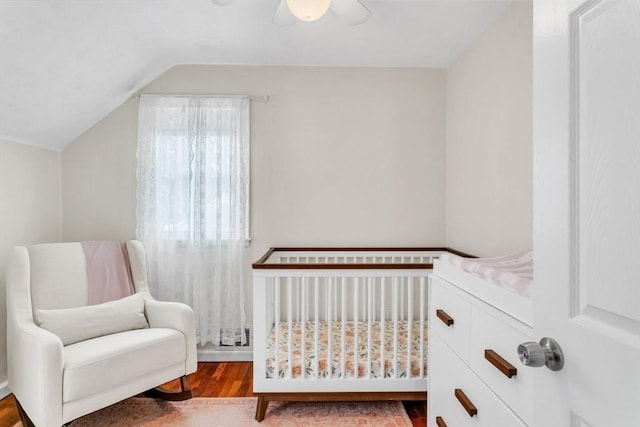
<box><xmin>137</xmin><ymin>96</ymin><xmax>250</xmax><ymax>245</ymax></box>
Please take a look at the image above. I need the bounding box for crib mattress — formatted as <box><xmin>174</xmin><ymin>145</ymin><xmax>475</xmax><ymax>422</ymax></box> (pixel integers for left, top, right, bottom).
<box><xmin>265</xmin><ymin>320</ymin><xmax>427</xmax><ymax>380</ymax></box>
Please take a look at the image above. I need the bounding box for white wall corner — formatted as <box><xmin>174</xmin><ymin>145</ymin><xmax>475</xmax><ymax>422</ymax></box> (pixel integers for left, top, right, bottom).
<box><xmin>0</xmin><ymin>381</ymin><xmax>11</xmax><ymax>400</ymax></box>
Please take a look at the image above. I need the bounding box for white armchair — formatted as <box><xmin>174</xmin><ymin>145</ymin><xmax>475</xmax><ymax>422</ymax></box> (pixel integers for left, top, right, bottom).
<box><xmin>6</xmin><ymin>240</ymin><xmax>197</xmax><ymax>427</ymax></box>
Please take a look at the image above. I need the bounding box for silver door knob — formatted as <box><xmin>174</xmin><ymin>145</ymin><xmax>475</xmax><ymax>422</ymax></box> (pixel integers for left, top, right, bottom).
<box><xmin>518</xmin><ymin>337</ymin><xmax>564</xmax><ymax>371</ymax></box>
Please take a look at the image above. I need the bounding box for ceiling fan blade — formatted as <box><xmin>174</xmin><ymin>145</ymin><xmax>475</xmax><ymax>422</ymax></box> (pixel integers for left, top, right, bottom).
<box><xmin>210</xmin><ymin>0</ymin><xmax>235</xmax><ymax>5</ymax></box>
<box><xmin>273</xmin><ymin>0</ymin><xmax>298</xmax><ymax>26</ymax></box>
<box><xmin>330</xmin><ymin>0</ymin><xmax>371</xmax><ymax>25</ymax></box>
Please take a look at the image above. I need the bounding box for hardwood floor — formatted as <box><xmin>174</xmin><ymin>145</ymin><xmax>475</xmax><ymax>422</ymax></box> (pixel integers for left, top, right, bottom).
<box><xmin>0</xmin><ymin>394</ymin><xmax>20</xmax><ymax>427</ymax></box>
<box><xmin>0</xmin><ymin>362</ymin><xmax>427</xmax><ymax>426</ymax></box>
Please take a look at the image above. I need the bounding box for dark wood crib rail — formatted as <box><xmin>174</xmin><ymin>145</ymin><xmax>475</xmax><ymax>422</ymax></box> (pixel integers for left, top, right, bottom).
<box><xmin>252</xmin><ymin>247</ymin><xmax>475</xmax><ymax>270</ymax></box>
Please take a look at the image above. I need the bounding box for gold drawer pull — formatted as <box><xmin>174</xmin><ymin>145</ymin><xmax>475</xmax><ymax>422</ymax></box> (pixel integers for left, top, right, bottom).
<box><xmin>436</xmin><ymin>309</ymin><xmax>454</xmax><ymax>326</ymax></box>
<box><xmin>454</xmin><ymin>388</ymin><xmax>478</xmax><ymax>417</ymax></box>
<box><xmin>485</xmin><ymin>349</ymin><xmax>518</xmax><ymax>378</ymax></box>
<box><xmin>435</xmin><ymin>416</ymin><xmax>448</xmax><ymax>427</ymax></box>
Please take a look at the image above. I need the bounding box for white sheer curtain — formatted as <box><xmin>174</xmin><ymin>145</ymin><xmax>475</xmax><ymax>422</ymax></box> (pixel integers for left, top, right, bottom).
<box><xmin>137</xmin><ymin>95</ymin><xmax>249</xmax><ymax>346</ymax></box>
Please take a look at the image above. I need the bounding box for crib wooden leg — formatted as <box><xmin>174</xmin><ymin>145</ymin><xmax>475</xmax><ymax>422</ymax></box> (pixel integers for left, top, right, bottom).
<box><xmin>255</xmin><ymin>396</ymin><xmax>269</xmax><ymax>422</ymax></box>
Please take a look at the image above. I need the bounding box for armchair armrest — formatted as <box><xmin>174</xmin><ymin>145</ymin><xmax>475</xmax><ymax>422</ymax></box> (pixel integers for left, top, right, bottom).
<box><xmin>7</xmin><ymin>247</ymin><xmax>64</xmax><ymax>426</ymax></box>
<box><xmin>142</xmin><ymin>294</ymin><xmax>197</xmax><ymax>374</ymax></box>
<box><xmin>7</xmin><ymin>321</ymin><xmax>64</xmax><ymax>426</ymax></box>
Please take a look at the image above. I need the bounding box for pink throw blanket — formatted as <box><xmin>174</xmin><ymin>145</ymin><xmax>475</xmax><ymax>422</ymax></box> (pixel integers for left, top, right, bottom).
<box><xmin>81</xmin><ymin>241</ymin><xmax>135</xmax><ymax>305</ymax></box>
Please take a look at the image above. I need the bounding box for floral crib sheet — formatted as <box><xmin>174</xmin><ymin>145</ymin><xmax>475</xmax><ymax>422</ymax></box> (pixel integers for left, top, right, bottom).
<box><xmin>265</xmin><ymin>320</ymin><xmax>428</xmax><ymax>379</ymax></box>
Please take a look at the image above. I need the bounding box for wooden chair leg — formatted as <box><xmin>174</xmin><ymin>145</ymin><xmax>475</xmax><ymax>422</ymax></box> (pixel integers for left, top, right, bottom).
<box><xmin>179</xmin><ymin>375</ymin><xmax>191</xmax><ymax>394</ymax></box>
<box><xmin>144</xmin><ymin>375</ymin><xmax>194</xmax><ymax>401</ymax></box>
<box><xmin>15</xmin><ymin>398</ymin><xmax>35</xmax><ymax>427</ymax></box>
<box><xmin>255</xmin><ymin>396</ymin><xmax>269</xmax><ymax>422</ymax></box>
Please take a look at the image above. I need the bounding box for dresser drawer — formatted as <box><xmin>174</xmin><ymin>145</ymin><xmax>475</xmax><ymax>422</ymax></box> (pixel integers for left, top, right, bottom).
<box><xmin>469</xmin><ymin>307</ymin><xmax>533</xmax><ymax>425</ymax></box>
<box><xmin>429</xmin><ymin>335</ymin><xmax>473</xmax><ymax>427</ymax></box>
<box><xmin>429</xmin><ymin>333</ymin><xmax>527</xmax><ymax>427</ymax></box>
<box><xmin>430</xmin><ymin>276</ymin><xmax>471</xmax><ymax>362</ymax></box>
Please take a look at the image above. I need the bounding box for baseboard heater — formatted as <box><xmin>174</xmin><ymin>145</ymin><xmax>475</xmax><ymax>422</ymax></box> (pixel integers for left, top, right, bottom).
<box><xmin>218</xmin><ymin>326</ymin><xmax>252</xmax><ymax>348</ymax></box>
<box><xmin>197</xmin><ymin>326</ymin><xmax>253</xmax><ymax>362</ymax></box>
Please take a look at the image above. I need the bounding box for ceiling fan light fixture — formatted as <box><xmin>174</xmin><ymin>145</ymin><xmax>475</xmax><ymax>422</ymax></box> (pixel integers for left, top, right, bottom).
<box><xmin>286</xmin><ymin>0</ymin><xmax>331</xmax><ymax>22</ymax></box>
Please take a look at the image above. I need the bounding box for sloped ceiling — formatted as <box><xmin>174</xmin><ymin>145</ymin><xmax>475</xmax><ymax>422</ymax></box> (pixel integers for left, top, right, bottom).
<box><xmin>0</xmin><ymin>0</ymin><xmax>509</xmax><ymax>151</ymax></box>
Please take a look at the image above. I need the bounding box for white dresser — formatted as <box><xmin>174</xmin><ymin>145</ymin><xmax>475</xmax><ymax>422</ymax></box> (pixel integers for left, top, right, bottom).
<box><xmin>428</xmin><ymin>261</ymin><xmax>533</xmax><ymax>427</ymax></box>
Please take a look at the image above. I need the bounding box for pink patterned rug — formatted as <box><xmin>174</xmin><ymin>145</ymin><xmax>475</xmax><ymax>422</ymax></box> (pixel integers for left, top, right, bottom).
<box><xmin>63</xmin><ymin>397</ymin><xmax>413</xmax><ymax>426</ymax></box>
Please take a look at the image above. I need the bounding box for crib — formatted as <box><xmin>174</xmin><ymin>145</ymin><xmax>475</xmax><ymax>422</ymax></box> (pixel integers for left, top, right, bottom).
<box><xmin>252</xmin><ymin>247</ymin><xmax>460</xmax><ymax>421</ymax></box>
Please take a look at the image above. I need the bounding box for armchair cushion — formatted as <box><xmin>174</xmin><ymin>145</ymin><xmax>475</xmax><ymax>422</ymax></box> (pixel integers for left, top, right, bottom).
<box><xmin>36</xmin><ymin>293</ymin><xmax>149</xmax><ymax>345</ymax></box>
<box><xmin>62</xmin><ymin>328</ymin><xmax>185</xmax><ymax>402</ymax></box>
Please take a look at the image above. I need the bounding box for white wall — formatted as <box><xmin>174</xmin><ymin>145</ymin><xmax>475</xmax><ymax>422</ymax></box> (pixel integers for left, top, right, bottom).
<box><xmin>445</xmin><ymin>1</ymin><xmax>533</xmax><ymax>257</ymax></box>
<box><xmin>61</xmin><ymin>101</ymin><xmax>138</xmax><ymax>241</ymax></box>
<box><xmin>62</xmin><ymin>65</ymin><xmax>447</xmax><ymax>320</ymax></box>
<box><xmin>0</xmin><ymin>139</ymin><xmax>61</xmax><ymax>394</ymax></box>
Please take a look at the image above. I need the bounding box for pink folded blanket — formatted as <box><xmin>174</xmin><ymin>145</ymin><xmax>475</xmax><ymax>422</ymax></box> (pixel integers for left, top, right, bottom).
<box><xmin>81</xmin><ymin>241</ymin><xmax>135</xmax><ymax>305</ymax></box>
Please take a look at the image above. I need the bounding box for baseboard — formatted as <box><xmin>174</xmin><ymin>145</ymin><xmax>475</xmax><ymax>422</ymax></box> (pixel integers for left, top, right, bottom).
<box><xmin>197</xmin><ymin>348</ymin><xmax>253</xmax><ymax>362</ymax></box>
<box><xmin>0</xmin><ymin>381</ymin><xmax>10</xmax><ymax>400</ymax></box>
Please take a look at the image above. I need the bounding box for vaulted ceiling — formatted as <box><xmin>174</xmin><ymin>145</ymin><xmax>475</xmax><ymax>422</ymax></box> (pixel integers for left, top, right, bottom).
<box><xmin>0</xmin><ymin>0</ymin><xmax>509</xmax><ymax>151</ymax></box>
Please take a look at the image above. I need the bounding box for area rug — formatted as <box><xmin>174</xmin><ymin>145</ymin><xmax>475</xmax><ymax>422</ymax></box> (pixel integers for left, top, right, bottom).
<box><xmin>58</xmin><ymin>397</ymin><xmax>413</xmax><ymax>426</ymax></box>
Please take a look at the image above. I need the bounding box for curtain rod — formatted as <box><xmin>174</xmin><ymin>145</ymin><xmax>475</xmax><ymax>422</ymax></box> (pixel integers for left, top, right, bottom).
<box><xmin>132</xmin><ymin>93</ymin><xmax>270</xmax><ymax>102</ymax></box>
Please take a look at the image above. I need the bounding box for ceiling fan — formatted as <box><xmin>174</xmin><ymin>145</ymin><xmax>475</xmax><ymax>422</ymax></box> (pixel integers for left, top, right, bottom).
<box><xmin>210</xmin><ymin>0</ymin><xmax>371</xmax><ymax>26</ymax></box>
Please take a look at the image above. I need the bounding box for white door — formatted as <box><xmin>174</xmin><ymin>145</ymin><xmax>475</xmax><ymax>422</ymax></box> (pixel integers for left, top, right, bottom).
<box><xmin>533</xmin><ymin>0</ymin><xmax>640</xmax><ymax>426</ymax></box>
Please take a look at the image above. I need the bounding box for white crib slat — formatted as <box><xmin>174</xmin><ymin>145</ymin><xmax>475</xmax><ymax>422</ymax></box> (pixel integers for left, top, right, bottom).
<box><xmin>287</xmin><ymin>277</ymin><xmax>294</xmax><ymax>379</ymax></box>
<box><xmin>393</xmin><ymin>277</ymin><xmax>398</xmax><ymax>379</ymax></box>
<box><xmin>301</xmin><ymin>277</ymin><xmax>307</xmax><ymax>380</ymax></box>
<box><xmin>314</xmin><ymin>277</ymin><xmax>319</xmax><ymax>379</ymax></box>
<box><xmin>299</xmin><ymin>277</ymin><xmax>303</xmax><ymax>322</ymax></box>
<box><xmin>327</xmin><ymin>277</ymin><xmax>332</xmax><ymax>380</ymax></box>
<box><xmin>341</xmin><ymin>277</ymin><xmax>346</xmax><ymax>379</ymax></box>
<box><xmin>361</xmin><ymin>279</ymin><xmax>364</xmax><ymax>320</ymax></box>
<box><xmin>380</xmin><ymin>277</ymin><xmax>385</xmax><ymax>380</ymax></box>
<box><xmin>354</xmin><ymin>277</ymin><xmax>359</xmax><ymax>379</ymax></box>
<box><xmin>367</xmin><ymin>276</ymin><xmax>373</xmax><ymax>379</ymax></box>
<box><xmin>331</xmin><ymin>278</ymin><xmax>338</xmax><ymax>320</ymax></box>
<box><xmin>295</xmin><ymin>277</ymin><xmax>299</xmax><ymax>322</ymax></box>
<box><xmin>275</xmin><ymin>278</ymin><xmax>281</xmax><ymax>379</ymax></box>
<box><xmin>400</xmin><ymin>276</ymin><xmax>405</xmax><ymax>321</ymax></box>
<box><xmin>407</xmin><ymin>278</ymin><xmax>413</xmax><ymax>379</ymax></box>
<box><xmin>419</xmin><ymin>276</ymin><xmax>425</xmax><ymax>378</ymax></box>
